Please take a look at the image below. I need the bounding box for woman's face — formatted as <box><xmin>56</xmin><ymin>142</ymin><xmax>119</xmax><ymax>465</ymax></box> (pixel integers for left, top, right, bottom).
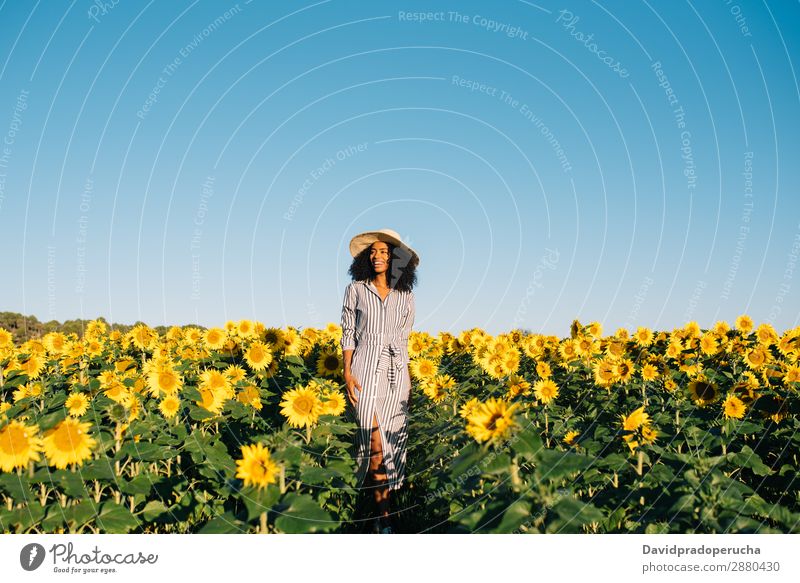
<box><xmin>369</xmin><ymin>241</ymin><xmax>390</xmax><ymax>275</ymax></box>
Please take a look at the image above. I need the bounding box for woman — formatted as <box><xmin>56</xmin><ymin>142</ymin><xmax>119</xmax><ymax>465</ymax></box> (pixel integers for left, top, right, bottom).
<box><xmin>340</xmin><ymin>228</ymin><xmax>419</xmax><ymax>534</ymax></box>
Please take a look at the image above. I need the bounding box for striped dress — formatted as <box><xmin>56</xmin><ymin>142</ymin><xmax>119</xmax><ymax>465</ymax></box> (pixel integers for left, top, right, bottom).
<box><xmin>340</xmin><ymin>278</ymin><xmax>415</xmax><ymax>491</ymax></box>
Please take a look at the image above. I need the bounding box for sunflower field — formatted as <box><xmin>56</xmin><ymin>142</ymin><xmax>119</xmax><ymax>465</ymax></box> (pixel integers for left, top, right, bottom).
<box><xmin>0</xmin><ymin>315</ymin><xmax>798</xmax><ymax>533</ymax></box>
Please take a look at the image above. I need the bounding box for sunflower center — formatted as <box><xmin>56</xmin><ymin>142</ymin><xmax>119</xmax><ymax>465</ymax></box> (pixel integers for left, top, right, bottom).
<box><xmin>486</xmin><ymin>412</ymin><xmax>504</xmax><ymax>431</ymax></box>
<box><xmin>0</xmin><ymin>425</ymin><xmax>29</xmax><ymax>455</ymax></box>
<box><xmin>294</xmin><ymin>396</ymin><xmax>314</xmax><ymax>415</ymax></box>
<box><xmin>695</xmin><ymin>382</ymin><xmax>717</xmax><ymax>400</ymax></box>
<box><xmin>159</xmin><ymin>371</ymin><xmax>176</xmax><ymax>389</ymax></box>
<box><xmin>53</xmin><ymin>423</ymin><xmax>82</xmax><ymax>452</ymax></box>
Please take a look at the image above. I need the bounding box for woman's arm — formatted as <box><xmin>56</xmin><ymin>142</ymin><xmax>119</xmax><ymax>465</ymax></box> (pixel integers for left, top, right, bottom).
<box><xmin>404</xmin><ymin>292</ymin><xmax>416</xmax><ymax>410</ymax></box>
<box><xmin>340</xmin><ymin>283</ymin><xmax>359</xmax><ymax>402</ymax></box>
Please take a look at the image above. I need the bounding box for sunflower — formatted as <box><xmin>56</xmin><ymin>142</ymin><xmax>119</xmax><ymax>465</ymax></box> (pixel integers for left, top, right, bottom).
<box><xmin>533</xmin><ymin>379</ymin><xmax>559</xmax><ymax>405</ymax></box>
<box><xmin>558</xmin><ymin>339</ymin><xmax>579</xmax><ymax>363</ymax></box>
<box><xmin>85</xmin><ymin>339</ymin><xmax>104</xmax><ymax>358</ymax></box>
<box><xmin>0</xmin><ymin>420</ymin><xmax>44</xmax><ymax>472</ymax></box>
<box><xmin>722</xmin><ymin>394</ymin><xmax>746</xmax><ymax>420</ymax></box>
<box><xmin>146</xmin><ymin>361</ymin><xmax>183</xmax><ymax>398</ymax></box>
<box><xmin>587</xmin><ymin>321</ymin><xmax>603</xmax><ymax>338</ymax></box>
<box><xmin>783</xmin><ymin>365</ymin><xmax>800</xmax><ymax>385</ymax></box>
<box><xmin>197</xmin><ymin>386</ymin><xmax>227</xmax><ymax>416</ymax></box>
<box><xmin>236</xmin><ymin>319</ymin><xmax>257</xmax><ymax>339</ymax></box>
<box><xmin>203</xmin><ymin>327</ymin><xmax>228</xmax><ymax>351</ymax></box>
<box><xmin>741</xmin><ymin>370</ymin><xmax>760</xmax><ymax>389</ymax></box>
<box><xmin>620</xmin><ymin>406</ymin><xmax>650</xmax><ymax>432</ymax></box>
<box><xmin>688</xmin><ymin>378</ymin><xmax>719</xmax><ymax>406</ymax></box>
<box><xmin>318</xmin><ymin>389</ymin><xmax>346</xmax><ymax>416</ymax></box>
<box><xmin>613</xmin><ymin>358</ymin><xmax>635</xmax><ymax>384</ymax></box>
<box><xmin>65</xmin><ymin>392</ymin><xmax>90</xmax><ymax>417</ymax></box>
<box><xmin>158</xmin><ymin>395</ymin><xmax>181</xmax><ymax>419</ymax></box>
<box><xmin>743</xmin><ymin>346</ymin><xmax>769</xmax><ymax>370</ymax></box>
<box><xmin>465</xmin><ymin>398</ymin><xmax>520</xmax><ymax>444</ymax></box>
<box><xmin>699</xmin><ymin>333</ymin><xmax>719</xmax><ymax>356</ymax></box>
<box><xmin>315</xmin><ymin>348</ymin><xmax>343</xmax><ymax>378</ymax></box>
<box><xmin>43</xmin><ymin>332</ymin><xmax>69</xmax><ymax>355</ymax></box>
<box><xmin>634</xmin><ymin>327</ymin><xmax>653</xmax><ymax>347</ymax></box>
<box><xmin>280</xmin><ymin>386</ymin><xmax>323</xmax><ymax>428</ymax></box>
<box><xmin>641</xmin><ymin>363</ymin><xmax>659</xmax><ymax>382</ymax></box>
<box><xmin>104</xmin><ymin>379</ymin><xmax>134</xmax><ymax>406</ymax></box>
<box><xmin>42</xmin><ymin>417</ymin><xmax>96</xmax><ymax>469</ymax></box>
<box><xmin>506</xmin><ymin>374</ymin><xmax>531</xmax><ymax>398</ymax></box>
<box><xmin>663</xmin><ymin>378</ymin><xmax>677</xmax><ymax>392</ymax></box>
<box><xmin>0</xmin><ymin>328</ymin><xmax>13</xmax><ymax>349</ymax></box>
<box><xmin>684</xmin><ymin>321</ymin><xmax>701</xmax><ymax>338</ymax></box>
<box><xmin>244</xmin><ymin>340</ymin><xmax>273</xmax><ymax>372</ymax></box>
<box><xmin>237</xmin><ymin>384</ymin><xmax>263</xmax><ymax>411</ymax></box>
<box><xmin>535</xmin><ymin>361</ymin><xmax>552</xmax><ymax>379</ymax></box>
<box><xmin>665</xmin><ymin>342</ymin><xmax>682</xmax><ymax>359</ymax></box>
<box><xmin>459</xmin><ymin>397</ymin><xmax>481</xmax><ymax>419</ymax></box>
<box><xmin>755</xmin><ymin>323</ymin><xmax>778</xmax><ymax>346</ymax></box>
<box><xmin>713</xmin><ymin>320</ymin><xmax>731</xmax><ymax>335</ymax></box>
<box><xmin>593</xmin><ymin>358</ymin><xmax>616</xmax><ymax>388</ymax></box>
<box><xmin>19</xmin><ymin>353</ymin><xmax>45</xmax><ymax>380</ymax></box>
<box><xmin>605</xmin><ymin>339</ymin><xmax>627</xmax><ymax>359</ymax></box>
<box><xmin>622</xmin><ymin>433</ymin><xmax>639</xmax><ymax>453</ymax></box>
<box><xmin>199</xmin><ymin>368</ymin><xmax>234</xmax><ymax>400</ymax></box>
<box><xmin>735</xmin><ymin>314</ymin><xmax>754</xmax><ymax>334</ymax></box>
<box><xmin>423</xmin><ymin>374</ymin><xmax>456</xmax><ymax>403</ymax></box>
<box><xmin>410</xmin><ymin>358</ymin><xmax>437</xmax><ymax>381</ymax></box>
<box><xmin>224</xmin><ymin>364</ymin><xmax>247</xmax><ymax>383</ymax></box>
<box><xmin>564</xmin><ymin>430</ymin><xmax>580</xmax><ymax>446</ymax></box>
<box><xmin>640</xmin><ymin>425</ymin><xmax>658</xmax><ymax>445</ymax></box>
<box><xmin>236</xmin><ymin>443</ymin><xmax>280</xmax><ymax>490</ymax></box>
<box><xmin>573</xmin><ymin>335</ymin><xmax>598</xmax><ymax>357</ymax></box>
<box><xmin>281</xmin><ymin>328</ymin><xmax>303</xmax><ymax>357</ymax></box>
<box><xmin>129</xmin><ymin>324</ymin><xmax>156</xmax><ymax>351</ymax></box>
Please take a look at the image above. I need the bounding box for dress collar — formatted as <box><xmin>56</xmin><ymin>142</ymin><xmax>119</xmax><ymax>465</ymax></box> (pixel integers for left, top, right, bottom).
<box><xmin>361</xmin><ymin>279</ymin><xmax>394</xmax><ymax>302</ymax></box>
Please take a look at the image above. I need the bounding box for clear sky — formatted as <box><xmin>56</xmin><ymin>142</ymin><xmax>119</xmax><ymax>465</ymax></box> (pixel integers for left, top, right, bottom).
<box><xmin>1</xmin><ymin>0</ymin><xmax>798</xmax><ymax>337</ymax></box>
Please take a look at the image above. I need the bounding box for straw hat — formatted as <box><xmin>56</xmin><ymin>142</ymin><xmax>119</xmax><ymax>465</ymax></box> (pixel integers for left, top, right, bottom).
<box><xmin>349</xmin><ymin>228</ymin><xmax>420</xmax><ymax>265</ymax></box>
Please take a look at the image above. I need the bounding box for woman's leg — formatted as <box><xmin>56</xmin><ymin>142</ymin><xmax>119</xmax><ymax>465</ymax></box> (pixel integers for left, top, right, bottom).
<box><xmin>368</xmin><ymin>411</ymin><xmax>390</xmax><ymax>519</ymax></box>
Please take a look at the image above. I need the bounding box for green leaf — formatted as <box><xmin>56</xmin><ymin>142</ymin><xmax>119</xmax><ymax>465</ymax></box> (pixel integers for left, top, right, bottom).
<box><xmin>273</xmin><ymin>493</ymin><xmax>336</xmax><ymax>533</ymax></box>
<box><xmin>141</xmin><ymin>500</ymin><xmax>170</xmax><ymax>522</ymax></box>
<box><xmin>41</xmin><ymin>503</ymin><xmax>66</xmax><ymax>531</ymax></box>
<box><xmin>492</xmin><ymin>500</ymin><xmax>532</xmax><ymax>533</ymax></box>
<box><xmin>729</xmin><ymin>445</ymin><xmax>773</xmax><ymax>476</ymax></box>
<box><xmin>449</xmin><ymin>442</ymin><xmax>483</xmax><ymax>477</ymax></box>
<box><xmin>64</xmin><ymin>499</ymin><xmax>100</xmax><ymax>529</ymax></box>
<box><xmin>119</xmin><ymin>473</ymin><xmax>155</xmax><ymax>496</ymax></box>
<box><xmin>0</xmin><ymin>473</ymin><xmax>34</xmax><ymax>503</ymax></box>
<box><xmin>79</xmin><ymin>457</ymin><xmax>115</xmax><ymax>481</ymax></box>
<box><xmin>552</xmin><ymin>496</ymin><xmax>604</xmax><ymax>526</ymax></box>
<box><xmin>198</xmin><ymin>512</ymin><xmax>247</xmax><ymax>533</ymax></box>
<box><xmin>118</xmin><ymin>441</ymin><xmax>173</xmax><ymax>462</ymax></box>
<box><xmin>301</xmin><ymin>465</ymin><xmax>335</xmax><ymax>485</ymax></box>
<box><xmin>536</xmin><ymin>449</ymin><xmax>593</xmax><ymax>483</ymax></box>
<box><xmin>94</xmin><ymin>501</ymin><xmax>140</xmax><ymax>533</ymax></box>
<box><xmin>203</xmin><ymin>440</ymin><xmax>237</xmax><ymax>477</ymax></box>
<box><xmin>512</xmin><ymin>427</ymin><xmax>543</xmax><ymax>458</ymax></box>
<box><xmin>240</xmin><ymin>484</ymin><xmax>281</xmax><ymax>521</ymax></box>
<box><xmin>50</xmin><ymin>470</ymin><xmax>89</xmax><ymax>498</ymax></box>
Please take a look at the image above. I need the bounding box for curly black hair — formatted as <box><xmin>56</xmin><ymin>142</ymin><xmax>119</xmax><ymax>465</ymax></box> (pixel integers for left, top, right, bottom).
<box><xmin>347</xmin><ymin>241</ymin><xmax>418</xmax><ymax>292</ymax></box>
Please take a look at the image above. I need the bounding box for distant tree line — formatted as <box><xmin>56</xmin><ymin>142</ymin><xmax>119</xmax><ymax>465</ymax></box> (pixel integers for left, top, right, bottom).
<box><xmin>0</xmin><ymin>311</ymin><xmax>196</xmax><ymax>345</ymax></box>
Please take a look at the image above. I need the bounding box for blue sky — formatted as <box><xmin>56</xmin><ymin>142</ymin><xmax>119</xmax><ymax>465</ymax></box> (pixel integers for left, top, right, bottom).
<box><xmin>1</xmin><ymin>0</ymin><xmax>798</xmax><ymax>337</ymax></box>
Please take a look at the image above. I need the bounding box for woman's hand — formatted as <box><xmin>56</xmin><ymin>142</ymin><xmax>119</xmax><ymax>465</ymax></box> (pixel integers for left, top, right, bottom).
<box><xmin>344</xmin><ymin>372</ymin><xmax>361</xmax><ymax>407</ymax></box>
